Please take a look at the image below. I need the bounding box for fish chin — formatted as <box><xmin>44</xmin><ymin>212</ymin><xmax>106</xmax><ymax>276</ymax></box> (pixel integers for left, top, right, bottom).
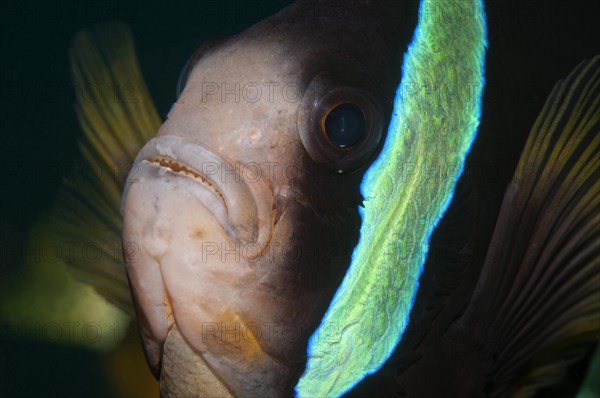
<box><xmin>160</xmin><ymin>324</ymin><xmax>295</xmax><ymax>398</ymax></box>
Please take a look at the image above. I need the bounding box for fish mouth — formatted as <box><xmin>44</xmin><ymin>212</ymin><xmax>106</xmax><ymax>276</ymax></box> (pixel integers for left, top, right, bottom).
<box><xmin>123</xmin><ymin>135</ymin><xmax>273</xmax><ymax>250</ymax></box>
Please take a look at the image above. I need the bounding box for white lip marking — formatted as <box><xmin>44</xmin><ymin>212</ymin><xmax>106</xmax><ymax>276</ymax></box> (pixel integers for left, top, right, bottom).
<box><xmin>147</xmin><ymin>156</ymin><xmax>227</xmax><ymax>206</ymax></box>
<box><xmin>156</xmin><ymin>142</ymin><xmax>177</xmax><ymax>159</ymax></box>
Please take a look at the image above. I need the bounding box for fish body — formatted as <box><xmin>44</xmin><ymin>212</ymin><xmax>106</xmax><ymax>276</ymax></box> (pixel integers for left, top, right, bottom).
<box><xmin>298</xmin><ymin>0</ymin><xmax>487</xmax><ymax>394</ymax></box>
<box><xmin>116</xmin><ymin>1</ymin><xmax>599</xmax><ymax>396</ymax></box>
<box><xmin>25</xmin><ymin>0</ymin><xmax>598</xmax><ymax>397</ymax></box>
<box><xmin>121</xmin><ymin>1</ymin><xmax>419</xmax><ymax>395</ymax></box>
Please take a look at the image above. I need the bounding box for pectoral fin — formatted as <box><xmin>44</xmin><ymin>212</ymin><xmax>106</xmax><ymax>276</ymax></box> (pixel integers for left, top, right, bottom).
<box><xmin>46</xmin><ymin>23</ymin><xmax>161</xmax><ymax>314</ymax></box>
<box><xmin>457</xmin><ymin>55</ymin><xmax>600</xmax><ymax>397</ymax></box>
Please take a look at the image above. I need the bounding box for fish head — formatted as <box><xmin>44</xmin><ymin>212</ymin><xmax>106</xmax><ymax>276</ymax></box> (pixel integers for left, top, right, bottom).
<box><xmin>121</xmin><ymin>2</ymin><xmax>408</xmax><ymax>394</ymax></box>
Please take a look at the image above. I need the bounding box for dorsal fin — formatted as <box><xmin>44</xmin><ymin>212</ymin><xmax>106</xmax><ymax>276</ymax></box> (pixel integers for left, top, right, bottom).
<box><xmin>46</xmin><ymin>23</ymin><xmax>162</xmax><ymax>314</ymax></box>
<box><xmin>456</xmin><ymin>55</ymin><xmax>600</xmax><ymax>397</ymax></box>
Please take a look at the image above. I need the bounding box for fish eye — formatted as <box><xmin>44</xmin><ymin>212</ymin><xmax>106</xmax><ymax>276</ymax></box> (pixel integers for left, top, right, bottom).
<box><xmin>323</xmin><ymin>103</ymin><xmax>366</xmax><ymax>148</ymax></box>
<box><xmin>298</xmin><ymin>76</ymin><xmax>384</xmax><ymax>174</ymax></box>
<box><xmin>176</xmin><ymin>37</ymin><xmax>227</xmax><ymax>98</ymax></box>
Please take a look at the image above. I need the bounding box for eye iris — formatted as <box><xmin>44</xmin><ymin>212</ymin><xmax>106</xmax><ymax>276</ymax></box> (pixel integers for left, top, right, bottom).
<box><xmin>324</xmin><ymin>103</ymin><xmax>366</xmax><ymax>148</ymax></box>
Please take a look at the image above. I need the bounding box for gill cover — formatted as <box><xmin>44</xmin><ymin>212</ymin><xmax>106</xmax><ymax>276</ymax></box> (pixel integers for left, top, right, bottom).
<box><xmin>297</xmin><ymin>0</ymin><xmax>487</xmax><ymax>396</ymax></box>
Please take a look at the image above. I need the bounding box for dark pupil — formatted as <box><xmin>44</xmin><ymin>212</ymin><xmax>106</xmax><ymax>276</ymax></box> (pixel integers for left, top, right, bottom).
<box><xmin>324</xmin><ymin>103</ymin><xmax>366</xmax><ymax>148</ymax></box>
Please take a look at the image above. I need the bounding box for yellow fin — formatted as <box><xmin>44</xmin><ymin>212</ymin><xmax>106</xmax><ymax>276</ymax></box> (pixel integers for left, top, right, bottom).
<box><xmin>48</xmin><ymin>22</ymin><xmax>162</xmax><ymax>314</ymax></box>
<box><xmin>0</xmin><ymin>215</ymin><xmax>130</xmax><ymax>351</ymax></box>
<box><xmin>461</xmin><ymin>56</ymin><xmax>600</xmax><ymax>397</ymax></box>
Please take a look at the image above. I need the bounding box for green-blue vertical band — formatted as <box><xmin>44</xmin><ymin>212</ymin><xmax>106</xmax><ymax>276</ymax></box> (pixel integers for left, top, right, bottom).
<box><xmin>296</xmin><ymin>1</ymin><xmax>487</xmax><ymax>396</ymax></box>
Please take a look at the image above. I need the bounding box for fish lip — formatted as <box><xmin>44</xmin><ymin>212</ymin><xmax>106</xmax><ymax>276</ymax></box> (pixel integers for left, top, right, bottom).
<box><xmin>144</xmin><ymin>155</ymin><xmax>238</xmax><ymax>239</ymax></box>
<box><xmin>122</xmin><ymin>135</ymin><xmax>272</xmax><ymax>249</ymax></box>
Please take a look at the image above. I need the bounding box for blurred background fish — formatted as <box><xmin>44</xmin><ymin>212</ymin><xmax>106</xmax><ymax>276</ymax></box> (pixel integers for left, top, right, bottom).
<box><xmin>0</xmin><ymin>0</ymin><xmax>598</xmax><ymax>397</ymax></box>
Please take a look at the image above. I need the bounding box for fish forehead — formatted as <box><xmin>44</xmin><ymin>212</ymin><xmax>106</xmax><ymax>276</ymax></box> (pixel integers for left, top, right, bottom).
<box><xmin>157</xmin><ymin>0</ymin><xmax>411</xmax><ymax>173</ymax></box>
<box><xmin>164</xmin><ymin>57</ymin><xmax>301</xmax><ymax>178</ymax></box>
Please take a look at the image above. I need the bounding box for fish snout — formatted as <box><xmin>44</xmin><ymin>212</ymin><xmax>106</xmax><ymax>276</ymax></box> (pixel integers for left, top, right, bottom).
<box><xmin>120</xmin><ymin>135</ymin><xmax>276</xmax><ymax>374</ymax></box>
<box><xmin>123</xmin><ymin>135</ymin><xmax>272</xmax><ymax>248</ymax></box>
